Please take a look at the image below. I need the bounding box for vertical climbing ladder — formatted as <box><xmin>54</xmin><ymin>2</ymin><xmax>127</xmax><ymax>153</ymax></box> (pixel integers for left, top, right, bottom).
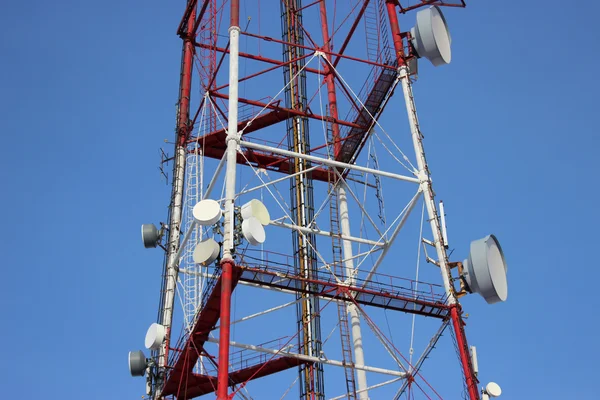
<box><xmin>328</xmin><ymin>122</ymin><xmax>357</xmax><ymax>400</ymax></box>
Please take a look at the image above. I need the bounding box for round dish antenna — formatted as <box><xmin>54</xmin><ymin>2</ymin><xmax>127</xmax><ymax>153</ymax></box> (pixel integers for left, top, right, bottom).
<box><xmin>241</xmin><ymin>199</ymin><xmax>271</xmax><ymax>226</ymax></box>
<box><xmin>128</xmin><ymin>350</ymin><xmax>147</xmax><ymax>377</ymax></box>
<box><xmin>242</xmin><ymin>217</ymin><xmax>266</xmax><ymax>246</ymax></box>
<box><xmin>485</xmin><ymin>382</ymin><xmax>502</xmax><ymax>397</ymax></box>
<box><xmin>462</xmin><ymin>235</ymin><xmax>508</xmax><ymax>304</ymax></box>
<box><xmin>192</xmin><ymin>199</ymin><xmax>223</xmax><ymax>226</ymax></box>
<box><xmin>144</xmin><ymin>323</ymin><xmax>166</xmax><ymax>350</ymax></box>
<box><xmin>411</xmin><ymin>6</ymin><xmax>452</xmax><ymax>66</ymax></box>
<box><xmin>193</xmin><ymin>238</ymin><xmax>220</xmax><ymax>265</ymax></box>
<box><xmin>141</xmin><ymin>224</ymin><xmax>161</xmax><ymax>248</ymax></box>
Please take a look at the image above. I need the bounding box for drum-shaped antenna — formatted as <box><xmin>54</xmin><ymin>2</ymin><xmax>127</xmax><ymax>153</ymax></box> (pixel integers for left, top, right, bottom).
<box><xmin>193</xmin><ymin>238</ymin><xmax>220</xmax><ymax>265</ymax></box>
<box><xmin>242</xmin><ymin>217</ymin><xmax>266</xmax><ymax>246</ymax></box>
<box><xmin>193</xmin><ymin>199</ymin><xmax>223</xmax><ymax>225</ymax></box>
<box><xmin>145</xmin><ymin>323</ymin><xmax>166</xmax><ymax>350</ymax></box>
<box><xmin>241</xmin><ymin>199</ymin><xmax>271</xmax><ymax>226</ymax></box>
<box><xmin>485</xmin><ymin>382</ymin><xmax>502</xmax><ymax>397</ymax></box>
<box><xmin>462</xmin><ymin>235</ymin><xmax>508</xmax><ymax>304</ymax></box>
<box><xmin>128</xmin><ymin>350</ymin><xmax>147</xmax><ymax>377</ymax></box>
<box><xmin>141</xmin><ymin>224</ymin><xmax>160</xmax><ymax>248</ymax></box>
<box><xmin>410</xmin><ymin>6</ymin><xmax>452</xmax><ymax>66</ymax></box>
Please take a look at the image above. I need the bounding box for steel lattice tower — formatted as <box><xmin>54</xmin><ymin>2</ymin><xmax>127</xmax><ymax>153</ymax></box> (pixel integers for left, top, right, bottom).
<box><xmin>130</xmin><ymin>1</ymin><xmax>509</xmax><ymax>400</ymax></box>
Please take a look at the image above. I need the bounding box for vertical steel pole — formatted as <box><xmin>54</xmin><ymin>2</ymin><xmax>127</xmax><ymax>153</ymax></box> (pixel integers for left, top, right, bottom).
<box><xmin>319</xmin><ymin>1</ymin><xmax>368</xmax><ymax>397</ymax></box>
<box><xmin>385</xmin><ymin>2</ymin><xmax>480</xmax><ymax>399</ymax></box>
<box><xmin>157</xmin><ymin>4</ymin><xmax>196</xmax><ymax>396</ymax></box>
<box><xmin>338</xmin><ymin>183</ymin><xmax>369</xmax><ymax>399</ymax></box>
<box><xmin>217</xmin><ymin>0</ymin><xmax>240</xmax><ymax>398</ymax></box>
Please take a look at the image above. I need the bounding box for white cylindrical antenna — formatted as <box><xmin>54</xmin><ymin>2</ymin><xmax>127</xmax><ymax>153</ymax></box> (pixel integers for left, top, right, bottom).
<box><xmin>439</xmin><ymin>200</ymin><xmax>449</xmax><ymax>248</ymax></box>
<box><xmin>470</xmin><ymin>345</ymin><xmax>479</xmax><ymax>377</ymax></box>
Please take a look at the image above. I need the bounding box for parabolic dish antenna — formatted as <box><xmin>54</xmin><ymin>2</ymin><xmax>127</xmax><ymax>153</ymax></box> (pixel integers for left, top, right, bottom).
<box><xmin>241</xmin><ymin>199</ymin><xmax>271</xmax><ymax>226</ymax></box>
<box><xmin>128</xmin><ymin>350</ymin><xmax>147</xmax><ymax>377</ymax></box>
<box><xmin>144</xmin><ymin>323</ymin><xmax>166</xmax><ymax>350</ymax></box>
<box><xmin>486</xmin><ymin>382</ymin><xmax>502</xmax><ymax>397</ymax></box>
<box><xmin>141</xmin><ymin>224</ymin><xmax>160</xmax><ymax>248</ymax></box>
<box><xmin>411</xmin><ymin>6</ymin><xmax>452</xmax><ymax>66</ymax></box>
<box><xmin>193</xmin><ymin>238</ymin><xmax>220</xmax><ymax>265</ymax></box>
<box><xmin>192</xmin><ymin>199</ymin><xmax>223</xmax><ymax>226</ymax></box>
<box><xmin>242</xmin><ymin>217</ymin><xmax>266</xmax><ymax>246</ymax></box>
<box><xmin>462</xmin><ymin>234</ymin><xmax>508</xmax><ymax>304</ymax></box>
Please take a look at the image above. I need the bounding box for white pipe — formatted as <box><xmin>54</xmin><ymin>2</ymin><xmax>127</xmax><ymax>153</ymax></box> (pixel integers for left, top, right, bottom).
<box><xmin>270</xmin><ymin>220</ymin><xmax>386</xmax><ymax>247</ymax></box>
<box><xmin>329</xmin><ymin>377</ymin><xmax>402</xmax><ymax>400</ymax></box>
<box><xmin>204</xmin><ymin>338</ymin><xmax>406</xmax><ymax>377</ymax></box>
<box><xmin>399</xmin><ymin>66</ymin><xmax>455</xmax><ymax>303</ymax></box>
<box><xmin>222</xmin><ymin>26</ymin><xmax>241</xmax><ymax>258</ymax></box>
<box><xmin>361</xmin><ymin>190</ymin><xmax>422</xmax><ymax>289</ymax></box>
<box><xmin>204</xmin><ymin>152</ymin><xmax>227</xmax><ymax>200</ymax></box>
<box><xmin>236</xmin><ymin>165</ymin><xmax>319</xmax><ymax>196</ymax></box>
<box><xmin>239</xmin><ymin>140</ymin><xmax>419</xmax><ymax>184</ymax></box>
<box><xmin>159</xmin><ymin>145</ymin><xmax>187</xmax><ymax>368</ymax></box>
<box><xmin>439</xmin><ymin>200</ymin><xmax>448</xmax><ymax>248</ymax></box>
<box><xmin>337</xmin><ymin>183</ymin><xmax>369</xmax><ymax>399</ymax></box>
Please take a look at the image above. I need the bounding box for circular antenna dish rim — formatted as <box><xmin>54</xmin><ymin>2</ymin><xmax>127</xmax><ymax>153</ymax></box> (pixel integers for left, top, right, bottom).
<box><xmin>463</xmin><ymin>234</ymin><xmax>508</xmax><ymax>304</ymax></box>
<box><xmin>193</xmin><ymin>238</ymin><xmax>220</xmax><ymax>265</ymax></box>
<box><xmin>128</xmin><ymin>350</ymin><xmax>147</xmax><ymax>377</ymax></box>
<box><xmin>141</xmin><ymin>224</ymin><xmax>160</xmax><ymax>248</ymax></box>
<box><xmin>242</xmin><ymin>217</ymin><xmax>266</xmax><ymax>246</ymax></box>
<box><xmin>193</xmin><ymin>199</ymin><xmax>223</xmax><ymax>226</ymax></box>
<box><xmin>241</xmin><ymin>199</ymin><xmax>271</xmax><ymax>226</ymax></box>
<box><xmin>411</xmin><ymin>5</ymin><xmax>452</xmax><ymax>66</ymax></box>
<box><xmin>485</xmin><ymin>382</ymin><xmax>502</xmax><ymax>397</ymax></box>
<box><xmin>145</xmin><ymin>323</ymin><xmax>166</xmax><ymax>350</ymax></box>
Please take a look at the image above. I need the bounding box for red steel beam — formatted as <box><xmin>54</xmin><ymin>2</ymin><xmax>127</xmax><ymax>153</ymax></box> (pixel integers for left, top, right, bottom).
<box><xmin>195</xmin><ymin>42</ymin><xmax>321</xmax><ymax>76</ymax></box>
<box><xmin>177</xmin><ymin>357</ymin><xmax>309</xmax><ymax>399</ymax></box>
<box><xmin>188</xmin><ymin>107</ymin><xmax>288</xmax><ymax>146</ymax></box>
<box><xmin>197</xmin><ymin>145</ymin><xmax>333</xmax><ymax>182</ymax></box>
<box><xmin>163</xmin><ymin>268</ymin><xmax>244</xmax><ymax>397</ymax></box>
<box><xmin>450</xmin><ymin>305</ymin><xmax>480</xmax><ymax>400</ymax></box>
<box><xmin>209</xmin><ymin>91</ymin><xmax>366</xmax><ymax>130</ymax></box>
<box><xmin>217</xmin><ymin>259</ymin><xmax>235</xmax><ymax>399</ymax></box>
<box><xmin>332</xmin><ymin>0</ymin><xmax>371</xmax><ymax>68</ymax></box>
<box><xmin>241</xmin><ymin>30</ymin><xmax>398</xmax><ymax>71</ymax></box>
<box><xmin>319</xmin><ymin>0</ymin><xmax>342</xmax><ymax>157</ymax></box>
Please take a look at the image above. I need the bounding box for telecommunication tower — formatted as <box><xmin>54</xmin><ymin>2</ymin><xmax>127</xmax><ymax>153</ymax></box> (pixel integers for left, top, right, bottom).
<box><xmin>130</xmin><ymin>1</ymin><xmax>509</xmax><ymax>399</ymax></box>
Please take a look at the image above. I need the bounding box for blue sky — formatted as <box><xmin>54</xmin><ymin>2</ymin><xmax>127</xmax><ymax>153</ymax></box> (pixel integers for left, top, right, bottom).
<box><xmin>1</xmin><ymin>0</ymin><xmax>599</xmax><ymax>399</ymax></box>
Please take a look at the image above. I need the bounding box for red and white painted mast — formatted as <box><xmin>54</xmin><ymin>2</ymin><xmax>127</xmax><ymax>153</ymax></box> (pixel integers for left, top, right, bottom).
<box><xmin>217</xmin><ymin>0</ymin><xmax>241</xmax><ymax>398</ymax></box>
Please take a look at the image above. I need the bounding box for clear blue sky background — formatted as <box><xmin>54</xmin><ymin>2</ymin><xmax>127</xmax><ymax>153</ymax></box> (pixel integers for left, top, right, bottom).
<box><xmin>1</xmin><ymin>1</ymin><xmax>599</xmax><ymax>399</ymax></box>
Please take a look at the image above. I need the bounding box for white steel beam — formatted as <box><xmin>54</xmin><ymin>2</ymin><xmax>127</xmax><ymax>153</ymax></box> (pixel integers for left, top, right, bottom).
<box><xmin>337</xmin><ymin>183</ymin><xmax>369</xmax><ymax>398</ymax></box>
<box><xmin>399</xmin><ymin>66</ymin><xmax>455</xmax><ymax>303</ymax></box>
<box><xmin>204</xmin><ymin>337</ymin><xmax>406</xmax><ymax>378</ymax></box>
<box><xmin>360</xmin><ymin>190</ymin><xmax>422</xmax><ymax>289</ymax></box>
<box><xmin>270</xmin><ymin>220</ymin><xmax>386</xmax><ymax>247</ymax></box>
<box><xmin>239</xmin><ymin>140</ymin><xmax>419</xmax><ymax>184</ymax></box>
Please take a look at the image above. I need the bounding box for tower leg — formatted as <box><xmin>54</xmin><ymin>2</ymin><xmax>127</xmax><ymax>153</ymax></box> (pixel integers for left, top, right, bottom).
<box><xmin>385</xmin><ymin>2</ymin><xmax>480</xmax><ymax>399</ymax></box>
<box><xmin>217</xmin><ymin>0</ymin><xmax>240</xmax><ymax>398</ymax></box>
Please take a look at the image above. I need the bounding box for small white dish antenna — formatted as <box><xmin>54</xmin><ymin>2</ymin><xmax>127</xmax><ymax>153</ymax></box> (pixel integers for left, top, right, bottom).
<box><xmin>193</xmin><ymin>238</ymin><xmax>220</xmax><ymax>265</ymax></box>
<box><xmin>144</xmin><ymin>323</ymin><xmax>166</xmax><ymax>350</ymax></box>
<box><xmin>128</xmin><ymin>350</ymin><xmax>147</xmax><ymax>377</ymax></box>
<box><xmin>193</xmin><ymin>199</ymin><xmax>223</xmax><ymax>226</ymax></box>
<box><xmin>241</xmin><ymin>199</ymin><xmax>271</xmax><ymax>226</ymax></box>
<box><xmin>462</xmin><ymin>234</ymin><xmax>508</xmax><ymax>304</ymax></box>
<box><xmin>411</xmin><ymin>6</ymin><xmax>452</xmax><ymax>66</ymax></box>
<box><xmin>141</xmin><ymin>224</ymin><xmax>161</xmax><ymax>248</ymax></box>
<box><xmin>242</xmin><ymin>217</ymin><xmax>266</xmax><ymax>246</ymax></box>
<box><xmin>485</xmin><ymin>382</ymin><xmax>502</xmax><ymax>397</ymax></box>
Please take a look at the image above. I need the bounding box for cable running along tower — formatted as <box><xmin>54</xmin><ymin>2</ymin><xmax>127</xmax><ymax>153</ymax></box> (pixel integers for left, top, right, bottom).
<box><xmin>131</xmin><ymin>1</ymin><xmax>508</xmax><ymax>400</ymax></box>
